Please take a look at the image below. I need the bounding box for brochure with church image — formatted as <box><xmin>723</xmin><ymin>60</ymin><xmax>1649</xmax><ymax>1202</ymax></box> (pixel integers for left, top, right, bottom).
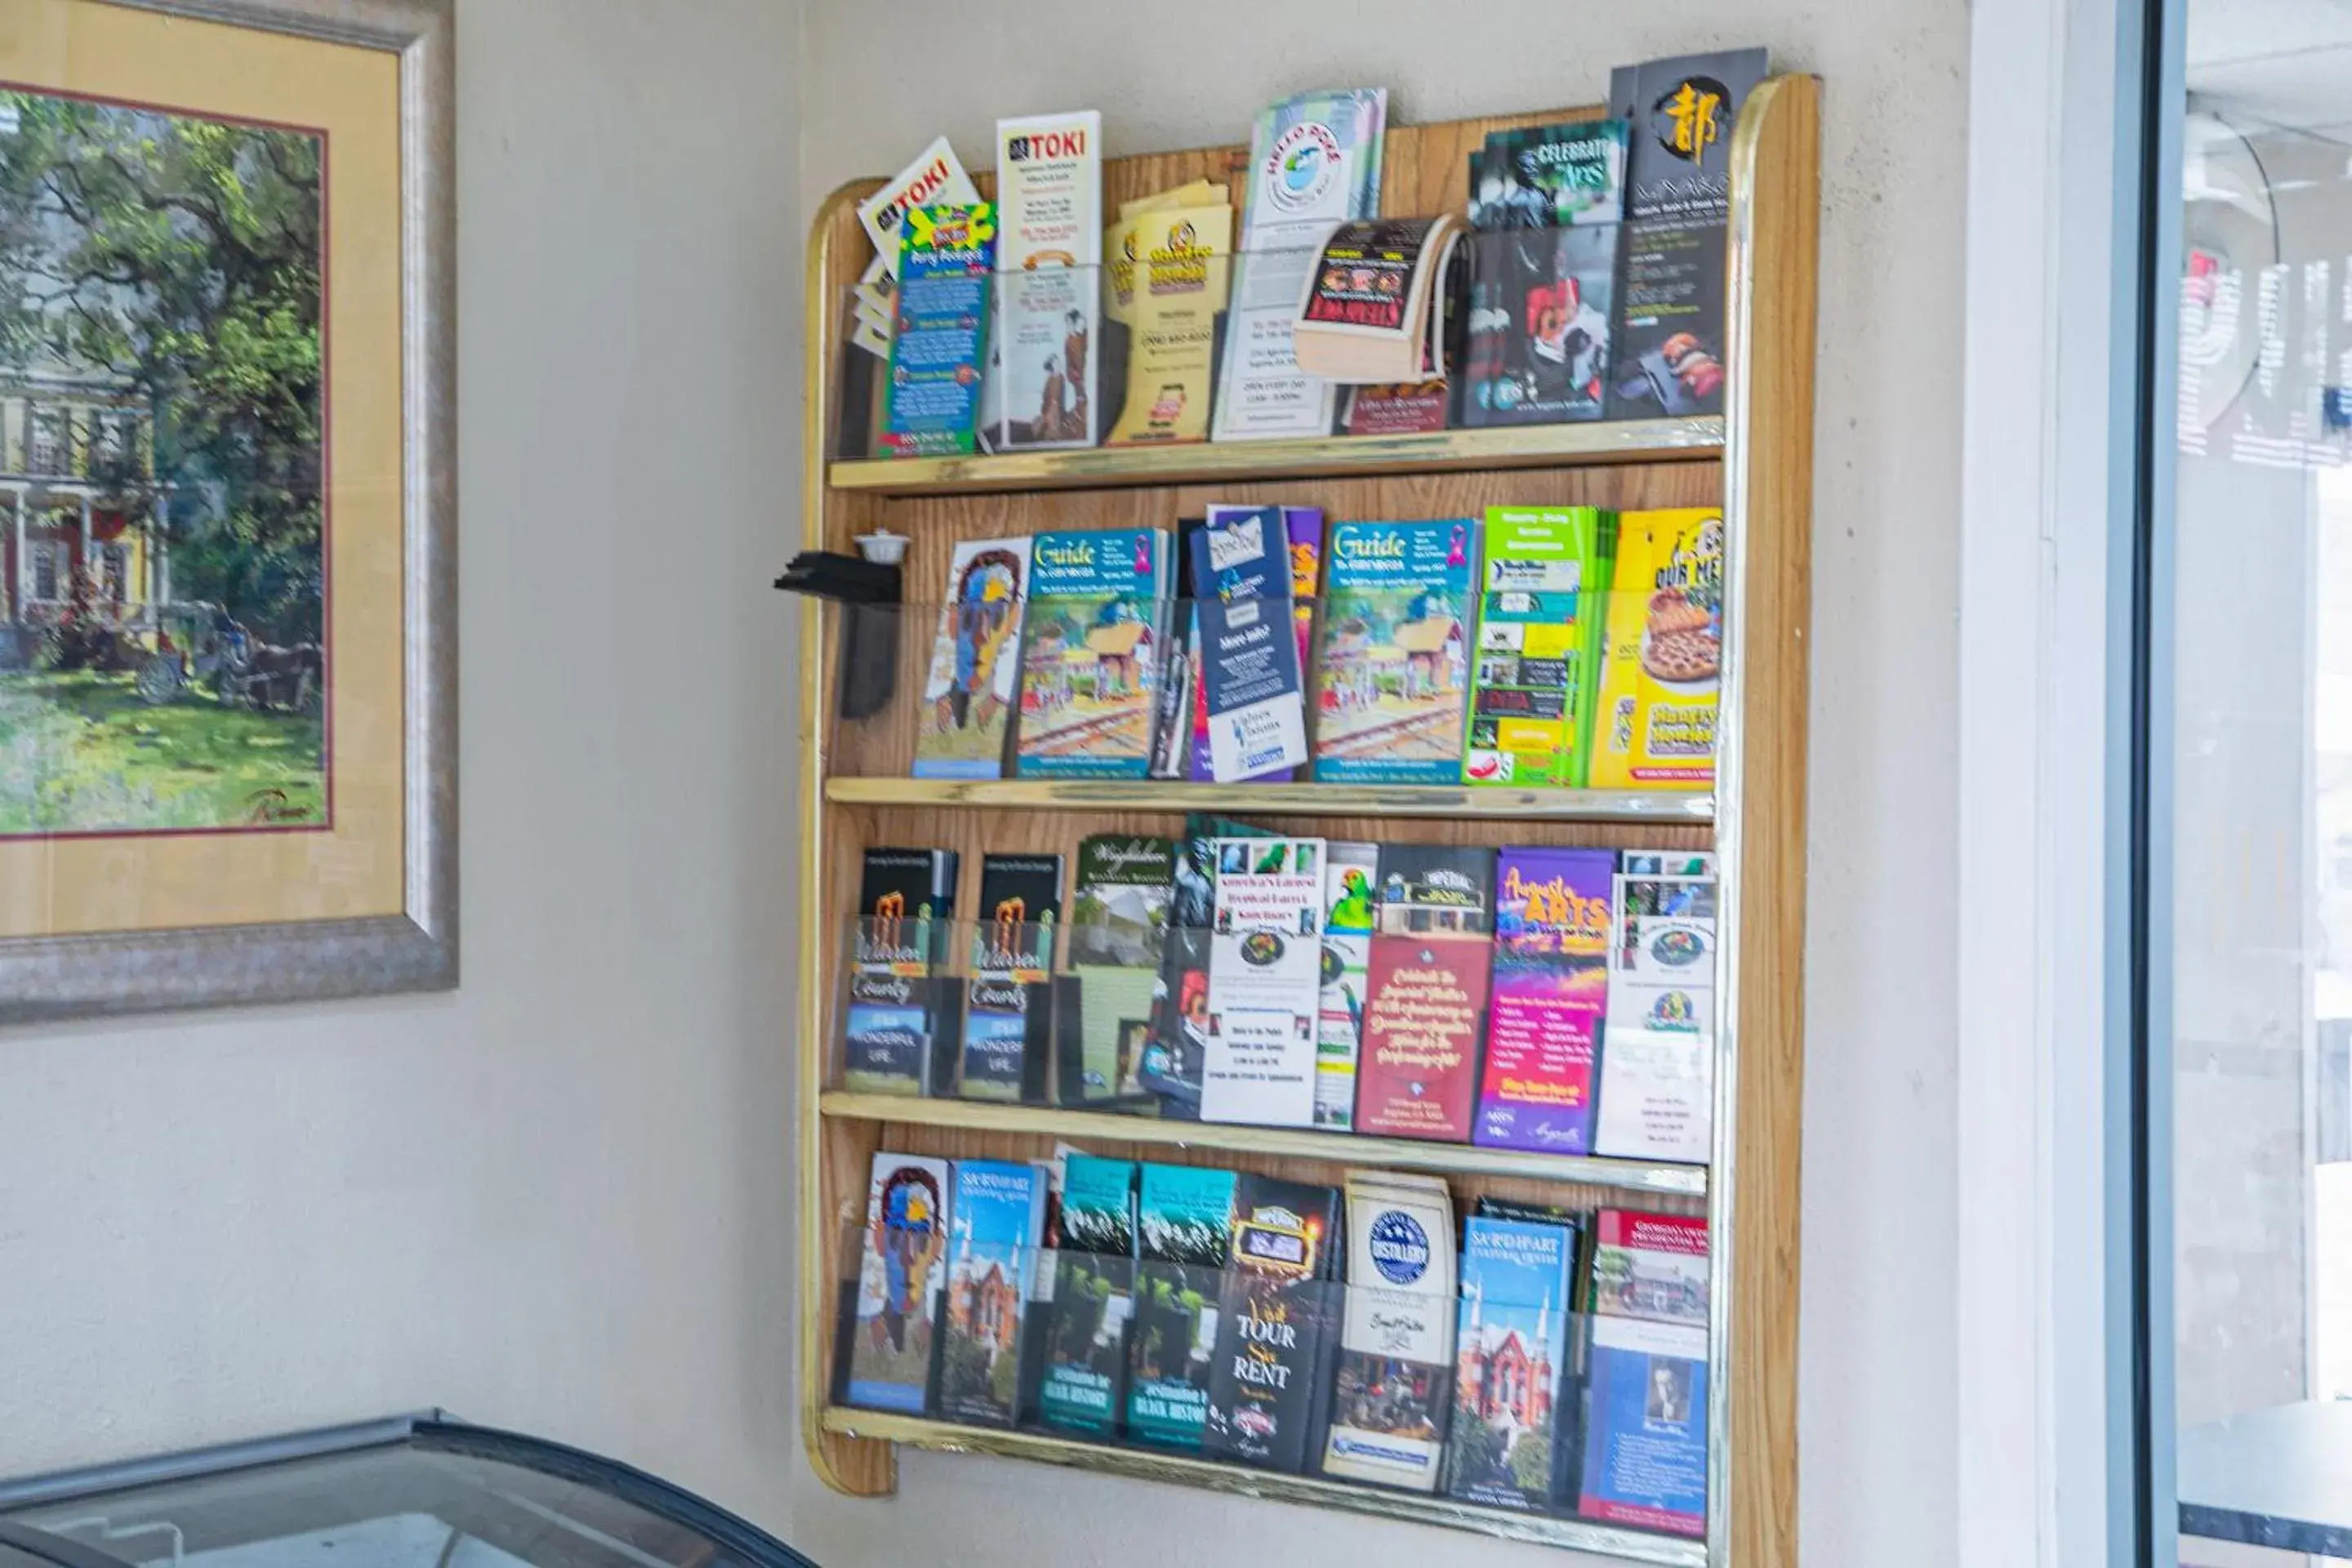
<box><xmin>1444</xmin><ymin>1215</ymin><xmax>1579</xmax><ymax>1512</ymax></box>
<box><xmin>937</xmin><ymin>1160</ymin><xmax>1049</xmax><ymax>1427</ymax></box>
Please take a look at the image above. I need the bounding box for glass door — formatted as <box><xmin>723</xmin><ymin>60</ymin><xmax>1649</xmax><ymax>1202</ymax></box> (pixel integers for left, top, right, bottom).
<box><xmin>2154</xmin><ymin>1</ymin><xmax>2352</xmax><ymax>1561</ymax></box>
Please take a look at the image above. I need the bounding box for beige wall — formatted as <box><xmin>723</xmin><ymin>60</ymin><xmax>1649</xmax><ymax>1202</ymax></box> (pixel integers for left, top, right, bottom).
<box><xmin>0</xmin><ymin>0</ymin><xmax>804</xmax><ymax>1530</ymax></box>
<box><xmin>793</xmin><ymin>5</ymin><xmax>1968</xmax><ymax>1568</ymax></box>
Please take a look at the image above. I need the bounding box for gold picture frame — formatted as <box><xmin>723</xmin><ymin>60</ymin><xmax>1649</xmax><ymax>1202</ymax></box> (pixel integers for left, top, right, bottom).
<box><xmin>0</xmin><ymin>0</ymin><xmax>455</xmax><ymax>1022</ymax></box>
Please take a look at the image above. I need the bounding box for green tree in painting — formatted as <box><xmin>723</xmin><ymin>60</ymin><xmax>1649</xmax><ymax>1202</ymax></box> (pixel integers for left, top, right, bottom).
<box><xmin>0</xmin><ymin>88</ymin><xmax>326</xmax><ymax>835</ymax></box>
<box><xmin>0</xmin><ymin>91</ymin><xmax>323</xmax><ymax>643</ymax></box>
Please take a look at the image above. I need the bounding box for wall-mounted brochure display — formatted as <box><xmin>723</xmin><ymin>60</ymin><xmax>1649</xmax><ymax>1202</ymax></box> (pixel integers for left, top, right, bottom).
<box><xmin>796</xmin><ymin>63</ymin><xmax>1818</xmax><ymax>1568</ymax></box>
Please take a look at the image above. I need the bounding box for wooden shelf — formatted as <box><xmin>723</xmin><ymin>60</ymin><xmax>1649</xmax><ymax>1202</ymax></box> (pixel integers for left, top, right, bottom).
<box><xmin>817</xmin><ymin>1407</ymin><xmax>1708</xmax><ymax>1567</ymax></box>
<box><xmin>826</xmin><ymin>416</ymin><xmax>1723</xmax><ymax>497</ymax></box>
<box><xmin>818</xmin><ymin>1090</ymin><xmax>1708</xmax><ymax>1196</ymax></box>
<box><xmin>823</xmin><ymin>776</ymin><xmax>1714</xmax><ymax>824</ymax></box>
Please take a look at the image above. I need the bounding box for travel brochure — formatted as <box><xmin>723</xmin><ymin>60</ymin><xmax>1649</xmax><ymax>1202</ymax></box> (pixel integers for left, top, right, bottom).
<box><xmin>839</xmin><ymin>1146</ymin><xmax>1708</xmax><ymax>1537</ymax></box>
<box><xmin>848</xmin><ymin>838</ymin><xmax>1717</xmax><ymax>1163</ymax></box>
<box><xmin>903</xmin><ymin>506</ymin><xmax>1714</xmax><ymax>792</ymax></box>
<box><xmin>847</xmin><ymin>50</ymin><xmax>1764</xmax><ymax>452</ymax></box>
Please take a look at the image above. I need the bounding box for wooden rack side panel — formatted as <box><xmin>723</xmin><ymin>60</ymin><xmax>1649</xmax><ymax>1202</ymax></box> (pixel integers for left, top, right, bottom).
<box><xmin>1719</xmin><ymin>74</ymin><xmax>1819</xmax><ymax>1568</ymax></box>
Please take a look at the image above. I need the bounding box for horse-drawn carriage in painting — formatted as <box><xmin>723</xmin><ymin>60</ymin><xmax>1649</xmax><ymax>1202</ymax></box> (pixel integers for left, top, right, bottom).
<box><xmin>126</xmin><ymin>600</ymin><xmax>323</xmax><ymax>715</ymax></box>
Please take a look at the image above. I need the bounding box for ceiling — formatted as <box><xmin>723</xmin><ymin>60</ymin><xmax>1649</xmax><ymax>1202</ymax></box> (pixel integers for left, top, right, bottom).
<box><xmin>2187</xmin><ymin>0</ymin><xmax>2352</xmax><ymax>136</ymax></box>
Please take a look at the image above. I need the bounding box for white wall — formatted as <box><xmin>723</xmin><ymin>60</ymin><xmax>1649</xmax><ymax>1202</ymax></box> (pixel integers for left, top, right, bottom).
<box><xmin>0</xmin><ymin>0</ymin><xmax>804</xmax><ymax>1533</ymax></box>
<box><xmin>792</xmin><ymin>7</ymin><xmax>1967</xmax><ymax>1568</ymax></box>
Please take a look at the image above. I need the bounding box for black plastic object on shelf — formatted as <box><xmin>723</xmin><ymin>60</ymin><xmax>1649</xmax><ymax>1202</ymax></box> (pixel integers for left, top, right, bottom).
<box><xmin>774</xmin><ymin>550</ymin><xmax>902</xmax><ymax>720</ymax></box>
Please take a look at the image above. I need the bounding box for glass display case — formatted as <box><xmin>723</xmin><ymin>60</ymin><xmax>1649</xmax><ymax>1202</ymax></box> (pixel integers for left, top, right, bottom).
<box><xmin>0</xmin><ymin>1415</ymin><xmax>813</xmax><ymax>1568</ymax></box>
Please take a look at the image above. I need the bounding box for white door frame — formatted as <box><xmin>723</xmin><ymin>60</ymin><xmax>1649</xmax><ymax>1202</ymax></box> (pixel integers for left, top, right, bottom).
<box><xmin>1956</xmin><ymin>0</ymin><xmax>2175</xmax><ymax>1563</ymax></box>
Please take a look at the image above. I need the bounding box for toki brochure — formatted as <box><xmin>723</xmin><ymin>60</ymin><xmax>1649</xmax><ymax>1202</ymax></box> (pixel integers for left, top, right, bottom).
<box><xmin>992</xmin><ymin>111</ymin><xmax>1102</xmax><ymax>452</ymax></box>
<box><xmin>857</xmin><ymin>134</ymin><xmax>980</xmax><ymax>277</ymax></box>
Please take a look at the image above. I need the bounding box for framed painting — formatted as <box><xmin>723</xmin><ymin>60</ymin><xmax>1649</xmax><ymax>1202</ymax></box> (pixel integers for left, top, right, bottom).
<box><xmin>0</xmin><ymin>0</ymin><xmax>454</xmax><ymax>1022</ymax></box>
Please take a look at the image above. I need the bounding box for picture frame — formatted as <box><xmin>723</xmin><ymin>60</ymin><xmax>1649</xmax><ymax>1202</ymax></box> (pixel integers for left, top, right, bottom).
<box><xmin>0</xmin><ymin>0</ymin><xmax>456</xmax><ymax>1022</ymax></box>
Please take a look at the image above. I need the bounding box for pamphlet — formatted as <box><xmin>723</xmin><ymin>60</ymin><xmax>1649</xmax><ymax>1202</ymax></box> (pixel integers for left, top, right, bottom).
<box><xmin>1203</xmin><ymin>1174</ymin><xmax>1343</xmax><ymax>1472</ymax></box>
<box><xmin>1464</xmin><ymin>506</ymin><xmax>1615</xmax><ymax>787</ymax></box>
<box><xmin>1605</xmin><ymin>50</ymin><xmax>1767</xmax><ymax>420</ymax></box>
<box><xmin>880</xmin><ymin>203</ymin><xmax>997</xmax><ymax>457</ymax></box>
<box><xmin>958</xmin><ymin>853</ymin><xmax>1063</xmax><ymax>1102</ymax></box>
<box><xmin>1015</xmin><ymin>528</ymin><xmax>1169</xmax><ymax>777</ymax></box>
<box><xmin>1474</xmin><ymin>848</ymin><xmax>1615</xmax><ymax>1154</ymax></box>
<box><xmin>938</xmin><ymin>1160</ymin><xmax>1049</xmax><ymax>1427</ymax></box>
<box><xmin>1128</xmin><ymin>1163</ymin><xmax>1237</xmax><ymax>1450</ymax></box>
<box><xmin>1322</xmin><ymin>1171</ymin><xmax>1457</xmax><ymax>1490</ymax></box>
<box><xmin>1314</xmin><ymin>841</ymin><xmax>1379</xmax><ymax>1129</ymax></box>
<box><xmin>1577</xmin><ymin>1315</ymin><xmax>1708</xmax><ymax>1536</ymax></box>
<box><xmin>1214</xmin><ymin>89</ymin><xmax>1388</xmax><ymax>442</ymax></box>
<box><xmin>1589</xmin><ymin>1208</ymin><xmax>1710</xmax><ymax>1325</ymax></box>
<box><xmin>1592</xmin><ymin>853</ymin><xmax>1718</xmax><ymax>1163</ymax></box>
<box><xmin>1068</xmin><ymin>835</ymin><xmax>1177</xmax><ymax>1102</ymax></box>
<box><xmin>913</xmin><ymin>537</ymin><xmax>1031</xmax><ymax>779</ymax></box>
<box><xmin>844</xmin><ymin>847</ymin><xmax>960</xmax><ymax>1094</ymax></box>
<box><xmin>1313</xmin><ymin>519</ymin><xmax>1478</xmax><ymax>783</ymax></box>
<box><xmin>1444</xmin><ymin>1215</ymin><xmax>1579</xmax><ymax>1512</ymax></box>
<box><xmin>1354</xmin><ymin>845</ymin><xmax>1495</xmax><ymax>1141</ymax></box>
<box><xmin>1589</xmin><ymin>508</ymin><xmax>1722</xmax><ymax>790</ymax></box>
<box><xmin>1037</xmin><ymin>1155</ymin><xmax>1138</xmax><ymax>1436</ymax></box>
<box><xmin>1192</xmin><ymin>506</ymin><xmax>1311</xmax><ymax>782</ymax></box>
<box><xmin>844</xmin><ymin>1153</ymin><xmax>953</xmax><ymax>1414</ymax></box>
<box><xmin>1106</xmin><ymin>193</ymin><xmax>1233</xmax><ymax>445</ymax></box>
<box><xmin>995</xmin><ymin>112</ymin><xmax>1102</xmax><ymax>451</ymax></box>
<box><xmin>1200</xmin><ymin>836</ymin><xmax>1325</xmax><ymax>1127</ymax></box>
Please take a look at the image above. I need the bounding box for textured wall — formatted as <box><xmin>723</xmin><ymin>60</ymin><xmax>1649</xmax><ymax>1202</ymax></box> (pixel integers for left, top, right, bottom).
<box><xmin>0</xmin><ymin>0</ymin><xmax>804</xmax><ymax>1530</ymax></box>
<box><xmin>792</xmin><ymin>5</ymin><xmax>1968</xmax><ymax>1568</ymax></box>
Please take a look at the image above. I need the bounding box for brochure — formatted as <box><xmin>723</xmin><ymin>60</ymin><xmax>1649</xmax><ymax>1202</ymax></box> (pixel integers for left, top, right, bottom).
<box><xmin>1464</xmin><ymin>506</ymin><xmax>1616</xmax><ymax>788</ymax></box>
<box><xmin>913</xmin><ymin>537</ymin><xmax>1031</xmax><ymax>779</ymax></box>
<box><xmin>1474</xmin><ymin>847</ymin><xmax>1615</xmax><ymax>1154</ymax></box>
<box><xmin>958</xmin><ymin>853</ymin><xmax>1063</xmax><ymax>1102</ymax></box>
<box><xmin>1128</xmin><ymin>1163</ymin><xmax>1237</xmax><ymax>1450</ymax></box>
<box><xmin>1015</xmin><ymin>528</ymin><xmax>1169</xmax><ymax>777</ymax></box>
<box><xmin>1192</xmin><ymin>506</ymin><xmax>1312</xmax><ymax>782</ymax></box>
<box><xmin>880</xmin><ymin>203</ymin><xmax>998</xmax><ymax>457</ymax></box>
<box><xmin>1355</xmin><ymin>845</ymin><xmax>1496</xmax><ymax>1141</ymax></box>
<box><xmin>1105</xmin><ymin>193</ymin><xmax>1234</xmax><ymax>445</ymax></box>
<box><xmin>1037</xmin><ymin>1155</ymin><xmax>1138</xmax><ymax>1437</ymax></box>
<box><xmin>1214</xmin><ymin>89</ymin><xmax>1388</xmax><ymax>442</ymax></box>
<box><xmin>856</xmin><ymin>134</ymin><xmax>980</xmax><ymax>275</ymax></box>
<box><xmin>1068</xmin><ymin>835</ymin><xmax>1177</xmax><ymax>1102</ymax></box>
<box><xmin>844</xmin><ymin>847</ymin><xmax>960</xmax><ymax>1095</ymax></box>
<box><xmin>1200</xmin><ymin>836</ymin><xmax>1325</xmax><ymax>1128</ymax></box>
<box><xmin>1592</xmin><ymin>853</ymin><xmax>1718</xmax><ymax>1164</ymax></box>
<box><xmin>1322</xmin><ymin>1171</ymin><xmax>1457</xmax><ymax>1490</ymax></box>
<box><xmin>1444</xmin><ymin>1215</ymin><xmax>1579</xmax><ymax>1512</ymax></box>
<box><xmin>1203</xmin><ymin>1175</ymin><xmax>1343</xmax><ymax>1472</ymax></box>
<box><xmin>1577</xmin><ymin>1315</ymin><xmax>1708</xmax><ymax>1536</ymax></box>
<box><xmin>994</xmin><ymin>112</ymin><xmax>1102</xmax><ymax>451</ymax></box>
<box><xmin>938</xmin><ymin>1160</ymin><xmax>1049</xmax><ymax>1427</ymax></box>
<box><xmin>1313</xmin><ymin>519</ymin><xmax>1478</xmax><ymax>783</ymax></box>
<box><xmin>1590</xmin><ymin>508</ymin><xmax>1722</xmax><ymax>791</ymax></box>
<box><xmin>844</xmin><ymin>1154</ymin><xmax>953</xmax><ymax>1414</ymax></box>
<box><xmin>1314</xmin><ymin>841</ymin><xmax>1379</xmax><ymax>1129</ymax></box>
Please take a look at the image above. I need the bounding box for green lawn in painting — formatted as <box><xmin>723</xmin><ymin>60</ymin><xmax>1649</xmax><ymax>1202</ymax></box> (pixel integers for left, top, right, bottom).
<box><xmin>0</xmin><ymin>672</ymin><xmax>325</xmax><ymax>835</ymax></box>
